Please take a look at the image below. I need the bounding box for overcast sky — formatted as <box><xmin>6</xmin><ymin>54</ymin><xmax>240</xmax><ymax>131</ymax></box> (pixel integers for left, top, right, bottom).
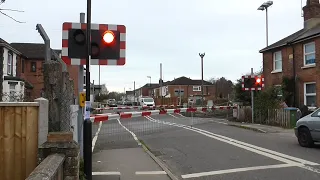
<box><xmin>1</xmin><ymin>0</ymin><xmax>305</xmax><ymax>92</ymax></box>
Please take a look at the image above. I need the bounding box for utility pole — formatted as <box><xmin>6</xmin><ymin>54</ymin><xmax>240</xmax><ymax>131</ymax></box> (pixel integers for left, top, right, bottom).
<box><xmin>159</xmin><ymin>63</ymin><xmax>163</xmax><ymax>106</ymax></box>
<box><xmin>78</xmin><ymin>12</ymin><xmax>85</xmax><ymax>159</ymax></box>
<box><xmin>179</xmin><ymin>85</ymin><xmax>182</xmax><ymax>106</ymax></box>
<box><xmin>251</xmin><ymin>68</ymin><xmax>254</xmax><ymax>124</ymax></box>
<box><xmin>133</xmin><ymin>81</ymin><xmax>136</xmax><ymax>105</ymax></box>
<box><xmin>199</xmin><ymin>53</ymin><xmax>205</xmax><ymax>106</ymax></box>
<box><xmin>83</xmin><ymin>0</ymin><xmax>92</xmax><ymax>179</ymax></box>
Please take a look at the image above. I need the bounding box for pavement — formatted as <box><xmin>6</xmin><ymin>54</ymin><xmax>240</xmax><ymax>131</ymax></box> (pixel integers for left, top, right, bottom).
<box><xmin>91</xmin><ymin>108</ymin><xmax>320</xmax><ymax>180</ymax></box>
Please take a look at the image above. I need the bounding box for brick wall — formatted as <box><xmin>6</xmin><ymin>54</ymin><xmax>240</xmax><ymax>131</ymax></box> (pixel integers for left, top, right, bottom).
<box><xmin>17</xmin><ymin>58</ymin><xmax>80</xmax><ymax>99</ymax></box>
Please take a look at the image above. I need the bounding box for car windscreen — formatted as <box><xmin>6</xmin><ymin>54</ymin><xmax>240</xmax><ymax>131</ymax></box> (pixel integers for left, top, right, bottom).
<box><xmin>143</xmin><ymin>98</ymin><xmax>154</xmax><ymax>102</ymax></box>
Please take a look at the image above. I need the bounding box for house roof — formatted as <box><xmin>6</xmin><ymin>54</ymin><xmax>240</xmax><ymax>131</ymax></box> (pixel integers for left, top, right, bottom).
<box><xmin>167</xmin><ymin>76</ymin><xmax>212</xmax><ymax>86</ymax></box>
<box><xmin>259</xmin><ymin>24</ymin><xmax>320</xmax><ymax>53</ymax></box>
<box><xmin>0</xmin><ymin>38</ymin><xmax>22</xmax><ymax>55</ymax></box>
<box><xmin>126</xmin><ymin>91</ymin><xmax>134</xmax><ymax>95</ymax></box>
<box><xmin>10</xmin><ymin>42</ymin><xmax>61</xmax><ymax>60</ymax></box>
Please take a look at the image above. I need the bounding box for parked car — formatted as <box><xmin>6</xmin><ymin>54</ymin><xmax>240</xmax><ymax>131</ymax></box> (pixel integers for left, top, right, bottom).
<box><xmin>139</xmin><ymin>97</ymin><xmax>155</xmax><ymax>110</ymax></box>
<box><xmin>107</xmin><ymin>99</ymin><xmax>117</xmax><ymax>107</ymax></box>
<box><xmin>294</xmin><ymin>108</ymin><xmax>320</xmax><ymax>147</ymax></box>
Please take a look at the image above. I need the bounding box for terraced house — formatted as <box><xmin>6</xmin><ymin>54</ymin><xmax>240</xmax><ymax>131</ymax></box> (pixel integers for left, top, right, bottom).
<box><xmin>0</xmin><ymin>38</ymin><xmax>32</xmax><ymax>102</ymax></box>
<box><xmin>260</xmin><ymin>0</ymin><xmax>320</xmax><ymax>109</ymax></box>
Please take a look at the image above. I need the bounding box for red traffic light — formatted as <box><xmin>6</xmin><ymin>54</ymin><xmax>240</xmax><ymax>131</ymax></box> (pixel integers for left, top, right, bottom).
<box><xmin>103</xmin><ymin>31</ymin><xmax>115</xmax><ymax>44</ymax></box>
<box><xmin>256</xmin><ymin>78</ymin><xmax>261</xmax><ymax>84</ymax></box>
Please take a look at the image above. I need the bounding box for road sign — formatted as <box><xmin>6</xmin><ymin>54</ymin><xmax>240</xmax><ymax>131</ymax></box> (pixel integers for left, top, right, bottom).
<box><xmin>241</xmin><ymin>75</ymin><xmax>264</xmax><ymax>91</ymax></box>
<box><xmin>61</xmin><ymin>22</ymin><xmax>126</xmax><ymax>66</ymax></box>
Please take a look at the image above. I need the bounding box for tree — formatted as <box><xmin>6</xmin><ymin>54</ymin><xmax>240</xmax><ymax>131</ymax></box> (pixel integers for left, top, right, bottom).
<box><xmin>209</xmin><ymin>77</ymin><xmax>233</xmax><ymax>99</ymax></box>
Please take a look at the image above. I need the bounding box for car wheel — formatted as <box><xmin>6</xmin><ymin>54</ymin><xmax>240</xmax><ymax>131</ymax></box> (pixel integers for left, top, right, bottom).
<box><xmin>298</xmin><ymin>127</ymin><xmax>314</xmax><ymax>147</ymax></box>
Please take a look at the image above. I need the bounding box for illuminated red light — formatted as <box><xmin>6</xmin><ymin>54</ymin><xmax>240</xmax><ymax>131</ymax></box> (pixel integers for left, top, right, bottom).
<box><xmin>256</xmin><ymin>78</ymin><xmax>261</xmax><ymax>84</ymax></box>
<box><xmin>103</xmin><ymin>31</ymin><xmax>115</xmax><ymax>44</ymax></box>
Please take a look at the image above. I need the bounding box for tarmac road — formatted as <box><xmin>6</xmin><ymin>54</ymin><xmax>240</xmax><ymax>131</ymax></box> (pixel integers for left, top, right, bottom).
<box><xmin>92</xmin><ymin>113</ymin><xmax>320</xmax><ymax>180</ymax></box>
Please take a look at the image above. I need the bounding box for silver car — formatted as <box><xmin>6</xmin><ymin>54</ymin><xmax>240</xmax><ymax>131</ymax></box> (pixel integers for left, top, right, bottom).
<box><xmin>294</xmin><ymin>108</ymin><xmax>320</xmax><ymax>147</ymax></box>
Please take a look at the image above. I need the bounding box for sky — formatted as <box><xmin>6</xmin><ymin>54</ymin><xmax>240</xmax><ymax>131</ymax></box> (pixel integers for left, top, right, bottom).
<box><xmin>0</xmin><ymin>0</ymin><xmax>305</xmax><ymax>92</ymax></box>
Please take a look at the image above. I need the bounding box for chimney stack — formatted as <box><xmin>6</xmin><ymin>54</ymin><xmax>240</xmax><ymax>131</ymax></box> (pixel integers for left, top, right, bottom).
<box><xmin>303</xmin><ymin>0</ymin><xmax>320</xmax><ymax>28</ymax></box>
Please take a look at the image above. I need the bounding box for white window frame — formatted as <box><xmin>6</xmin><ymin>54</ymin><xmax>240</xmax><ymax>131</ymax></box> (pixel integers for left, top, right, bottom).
<box><xmin>304</xmin><ymin>82</ymin><xmax>316</xmax><ymax>107</ymax></box>
<box><xmin>274</xmin><ymin>84</ymin><xmax>282</xmax><ymax>97</ymax></box>
<box><xmin>7</xmin><ymin>53</ymin><xmax>13</xmax><ymax>75</ymax></box>
<box><xmin>273</xmin><ymin>51</ymin><xmax>282</xmax><ymax>71</ymax></box>
<box><xmin>193</xmin><ymin>86</ymin><xmax>201</xmax><ymax>92</ymax></box>
<box><xmin>303</xmin><ymin>42</ymin><xmax>316</xmax><ymax>66</ymax></box>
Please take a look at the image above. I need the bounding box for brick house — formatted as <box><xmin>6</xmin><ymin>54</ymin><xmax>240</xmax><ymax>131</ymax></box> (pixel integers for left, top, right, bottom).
<box><xmin>151</xmin><ymin>76</ymin><xmax>216</xmax><ymax>99</ymax></box>
<box><xmin>10</xmin><ymin>43</ymin><xmax>80</xmax><ymax>99</ymax></box>
<box><xmin>134</xmin><ymin>83</ymin><xmax>160</xmax><ymax>98</ymax></box>
<box><xmin>260</xmin><ymin>0</ymin><xmax>320</xmax><ymax>109</ymax></box>
<box><xmin>0</xmin><ymin>38</ymin><xmax>33</xmax><ymax>101</ymax></box>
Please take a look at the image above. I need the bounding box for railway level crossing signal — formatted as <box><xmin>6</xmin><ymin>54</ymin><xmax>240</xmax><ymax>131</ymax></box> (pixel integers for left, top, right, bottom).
<box><xmin>241</xmin><ymin>75</ymin><xmax>264</xmax><ymax>91</ymax></box>
<box><xmin>61</xmin><ymin>22</ymin><xmax>126</xmax><ymax>66</ymax></box>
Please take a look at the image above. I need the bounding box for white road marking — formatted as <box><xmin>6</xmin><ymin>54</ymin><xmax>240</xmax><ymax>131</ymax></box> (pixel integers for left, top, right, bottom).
<box><xmin>181</xmin><ymin>164</ymin><xmax>297</xmax><ymax>179</ymax></box>
<box><xmin>93</xmin><ymin>172</ymin><xmax>121</xmax><ymax>175</ymax></box>
<box><xmin>210</xmin><ymin>120</ymin><xmax>228</xmax><ymax>125</ymax></box>
<box><xmin>177</xmin><ymin>113</ymin><xmax>186</xmax><ymax>117</ymax></box>
<box><xmin>168</xmin><ymin>114</ymin><xmax>179</xmax><ymax>118</ymax></box>
<box><xmin>145</xmin><ymin>116</ymin><xmax>320</xmax><ymax>175</ymax></box>
<box><xmin>135</xmin><ymin>171</ymin><xmax>167</xmax><ymax>175</ymax></box>
<box><xmin>92</xmin><ymin>121</ymin><xmax>102</xmax><ymax>152</ymax></box>
<box><xmin>117</xmin><ymin>119</ymin><xmax>141</xmax><ymax>145</ymax></box>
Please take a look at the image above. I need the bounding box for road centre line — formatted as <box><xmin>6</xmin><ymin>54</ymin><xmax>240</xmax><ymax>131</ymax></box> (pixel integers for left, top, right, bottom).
<box><xmin>92</xmin><ymin>121</ymin><xmax>102</xmax><ymax>152</ymax></box>
<box><xmin>145</xmin><ymin>116</ymin><xmax>320</xmax><ymax>175</ymax></box>
<box><xmin>168</xmin><ymin>113</ymin><xmax>179</xmax><ymax>118</ymax></box>
<box><xmin>116</xmin><ymin>119</ymin><xmax>141</xmax><ymax>146</ymax></box>
<box><xmin>181</xmin><ymin>164</ymin><xmax>297</xmax><ymax>179</ymax></box>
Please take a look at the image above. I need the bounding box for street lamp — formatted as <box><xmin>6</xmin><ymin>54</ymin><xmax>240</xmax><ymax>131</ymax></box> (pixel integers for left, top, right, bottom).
<box><xmin>147</xmin><ymin>76</ymin><xmax>151</xmax><ymax>86</ymax></box>
<box><xmin>258</xmin><ymin>1</ymin><xmax>273</xmax><ymax>46</ymax></box>
<box><xmin>199</xmin><ymin>53</ymin><xmax>205</xmax><ymax>106</ymax></box>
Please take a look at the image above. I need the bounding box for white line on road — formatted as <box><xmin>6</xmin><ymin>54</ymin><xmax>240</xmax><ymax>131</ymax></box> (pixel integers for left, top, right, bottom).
<box><xmin>135</xmin><ymin>171</ymin><xmax>167</xmax><ymax>175</ymax></box>
<box><xmin>181</xmin><ymin>164</ymin><xmax>297</xmax><ymax>179</ymax></box>
<box><xmin>92</xmin><ymin>172</ymin><xmax>121</xmax><ymax>176</ymax></box>
<box><xmin>116</xmin><ymin>119</ymin><xmax>141</xmax><ymax>145</ymax></box>
<box><xmin>168</xmin><ymin>114</ymin><xmax>179</xmax><ymax>118</ymax></box>
<box><xmin>210</xmin><ymin>120</ymin><xmax>228</xmax><ymax>125</ymax></box>
<box><xmin>177</xmin><ymin>113</ymin><xmax>186</xmax><ymax>117</ymax></box>
<box><xmin>92</xmin><ymin>121</ymin><xmax>102</xmax><ymax>152</ymax></box>
<box><xmin>145</xmin><ymin>116</ymin><xmax>320</xmax><ymax>176</ymax></box>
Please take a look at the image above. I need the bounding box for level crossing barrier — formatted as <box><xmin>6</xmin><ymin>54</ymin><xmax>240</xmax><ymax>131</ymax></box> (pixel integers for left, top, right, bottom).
<box><xmin>90</xmin><ymin>106</ymin><xmax>236</xmax><ymax>122</ymax></box>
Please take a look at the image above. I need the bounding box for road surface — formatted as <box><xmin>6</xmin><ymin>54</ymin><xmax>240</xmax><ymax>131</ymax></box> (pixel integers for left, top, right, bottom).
<box><xmin>92</xmin><ymin>111</ymin><xmax>320</xmax><ymax>180</ymax></box>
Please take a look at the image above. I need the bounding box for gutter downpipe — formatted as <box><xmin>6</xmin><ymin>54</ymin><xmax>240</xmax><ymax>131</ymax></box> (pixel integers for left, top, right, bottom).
<box><xmin>287</xmin><ymin>41</ymin><xmax>296</xmax><ymax>107</ymax></box>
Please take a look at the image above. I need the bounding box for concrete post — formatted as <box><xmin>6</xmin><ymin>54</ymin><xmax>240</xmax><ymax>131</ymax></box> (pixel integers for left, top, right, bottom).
<box><xmin>35</xmin><ymin>97</ymin><xmax>49</xmax><ymax>147</ymax></box>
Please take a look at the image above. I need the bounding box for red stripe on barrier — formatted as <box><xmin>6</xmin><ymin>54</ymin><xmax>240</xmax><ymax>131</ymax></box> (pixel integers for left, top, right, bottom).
<box><xmin>120</xmin><ymin>113</ymin><xmax>133</xmax><ymax>119</ymax></box>
<box><xmin>93</xmin><ymin>115</ymin><xmax>108</xmax><ymax>122</ymax></box>
<box><xmin>141</xmin><ymin>111</ymin><xmax>152</xmax><ymax>116</ymax></box>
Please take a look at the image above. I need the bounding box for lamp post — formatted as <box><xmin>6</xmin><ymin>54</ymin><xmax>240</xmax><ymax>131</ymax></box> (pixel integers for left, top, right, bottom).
<box><xmin>147</xmin><ymin>76</ymin><xmax>151</xmax><ymax>86</ymax></box>
<box><xmin>258</xmin><ymin>1</ymin><xmax>273</xmax><ymax>46</ymax></box>
<box><xmin>199</xmin><ymin>53</ymin><xmax>205</xmax><ymax>106</ymax></box>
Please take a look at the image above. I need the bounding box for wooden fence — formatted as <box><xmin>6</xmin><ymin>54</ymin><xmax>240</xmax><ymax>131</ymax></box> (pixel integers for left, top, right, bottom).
<box><xmin>237</xmin><ymin>107</ymin><xmax>292</xmax><ymax>128</ymax></box>
<box><xmin>0</xmin><ymin>102</ymin><xmax>39</xmax><ymax>180</ymax></box>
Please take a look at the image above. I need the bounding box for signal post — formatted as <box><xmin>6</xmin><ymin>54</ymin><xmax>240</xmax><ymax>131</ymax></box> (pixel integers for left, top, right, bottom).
<box><xmin>241</xmin><ymin>72</ymin><xmax>264</xmax><ymax>123</ymax></box>
<box><xmin>61</xmin><ymin>18</ymin><xmax>126</xmax><ymax>179</ymax></box>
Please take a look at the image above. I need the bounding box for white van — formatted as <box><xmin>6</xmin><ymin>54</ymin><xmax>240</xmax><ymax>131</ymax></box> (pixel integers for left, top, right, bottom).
<box><xmin>139</xmin><ymin>97</ymin><xmax>155</xmax><ymax>109</ymax></box>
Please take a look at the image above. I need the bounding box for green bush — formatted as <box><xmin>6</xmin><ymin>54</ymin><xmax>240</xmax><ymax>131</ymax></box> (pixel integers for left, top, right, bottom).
<box><xmin>254</xmin><ymin>86</ymin><xmax>281</xmax><ymax>121</ymax></box>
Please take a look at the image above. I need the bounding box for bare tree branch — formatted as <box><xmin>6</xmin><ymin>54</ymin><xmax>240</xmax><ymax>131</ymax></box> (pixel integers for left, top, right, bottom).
<box><xmin>0</xmin><ymin>10</ymin><xmax>25</xmax><ymax>23</ymax></box>
<box><xmin>0</xmin><ymin>8</ymin><xmax>24</xmax><ymax>12</ymax></box>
